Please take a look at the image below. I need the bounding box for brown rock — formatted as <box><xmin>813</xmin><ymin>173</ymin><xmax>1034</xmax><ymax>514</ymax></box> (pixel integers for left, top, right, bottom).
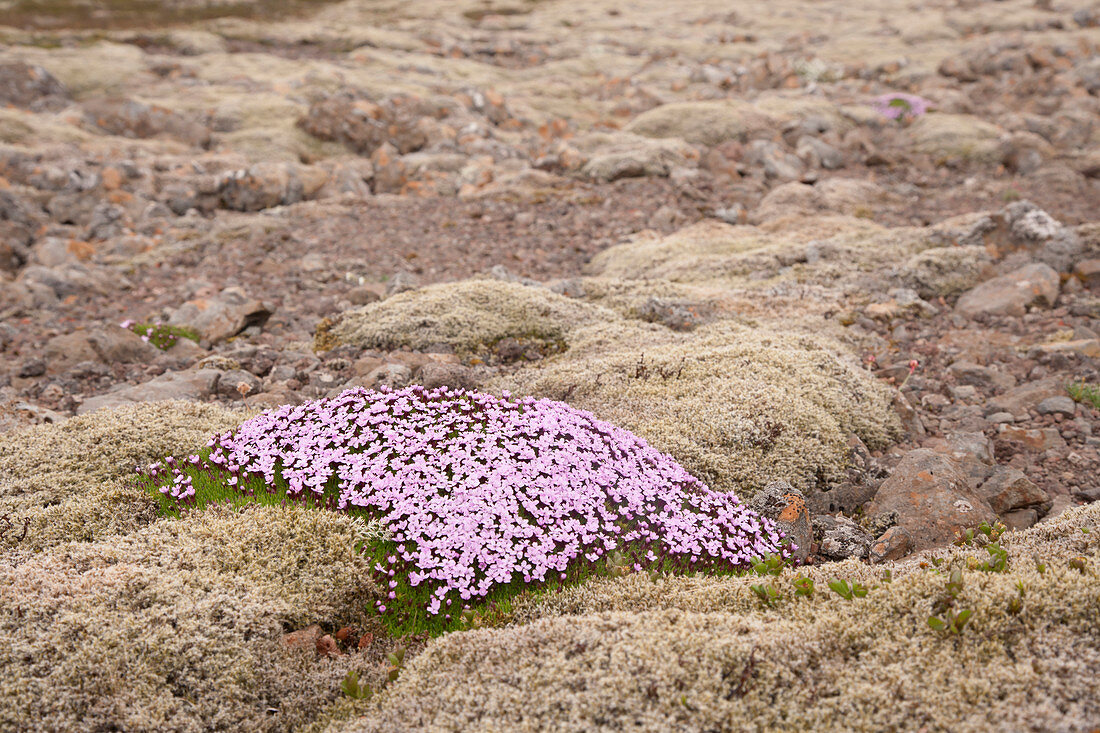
<box><xmin>866</xmin><ymin>449</ymin><xmax>997</xmax><ymax>552</ymax></box>
<box><xmin>868</xmin><ymin>526</ymin><xmax>911</xmax><ymax>563</ymax></box>
<box><xmin>316</xmin><ymin>635</ymin><xmax>341</xmax><ymax>658</ymax></box>
<box><xmin>978</xmin><ymin>466</ymin><xmax>1050</xmax><ymax>515</ymax></box>
<box><xmin>282</xmin><ymin>624</ymin><xmax>323</xmax><ymax>651</ymax></box>
<box><xmin>955</xmin><ymin>263</ymin><xmax>1060</xmax><ymax>318</ymax></box>
<box><xmin>168</xmin><ymin>287</ymin><xmax>272</xmax><ymax>343</ymax></box>
<box><xmin>1001</xmin><ymin>508</ymin><xmax>1039</xmax><ymax>531</ymax></box>
<box><xmin>996</xmin><ymin>425</ymin><xmax>1067</xmax><ymax>452</ymax></box>
<box><xmin>1075</xmin><ymin>259</ymin><xmax>1100</xmax><ymax>289</ymax></box>
<box><xmin>1033</xmin><ymin>339</ymin><xmax>1100</xmax><ymax>359</ymax></box>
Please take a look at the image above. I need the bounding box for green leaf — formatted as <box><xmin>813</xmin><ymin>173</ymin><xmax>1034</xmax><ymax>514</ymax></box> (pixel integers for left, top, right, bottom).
<box><xmin>954</xmin><ymin>609</ymin><xmax>972</xmax><ymax>631</ymax></box>
<box><xmin>927</xmin><ymin>617</ymin><xmax>946</xmax><ymax>631</ymax></box>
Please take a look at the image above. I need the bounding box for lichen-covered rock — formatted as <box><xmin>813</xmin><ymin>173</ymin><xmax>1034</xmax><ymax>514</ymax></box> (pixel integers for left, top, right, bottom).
<box><xmin>335</xmin><ymin>504</ymin><xmax>1100</xmax><ymax>733</ymax></box>
<box><xmin>749</xmin><ymin>480</ymin><xmax>812</xmax><ymax>561</ymax></box>
<box><xmin>624</xmin><ymin>100</ymin><xmax>770</xmax><ymax>146</ymax></box>
<box><xmin>897</xmin><ymin>245</ymin><xmax>991</xmax><ymax>299</ymax></box>
<box><xmin>0</xmin><ymin>505</ymin><xmax>380</xmax><ymax>732</ymax></box>
<box><xmin>316</xmin><ymin>279</ymin><xmax>613</xmax><ymax>357</ymax></box>
<box><xmin>905</xmin><ymin>113</ymin><xmax>1005</xmax><ymax>165</ymax></box>
<box><xmin>0</xmin><ymin>401</ymin><xmax>247</xmax><ymax>550</ymax></box>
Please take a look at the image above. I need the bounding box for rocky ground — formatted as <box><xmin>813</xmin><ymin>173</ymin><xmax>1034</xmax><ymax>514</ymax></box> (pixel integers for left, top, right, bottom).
<box><xmin>1</xmin><ymin>0</ymin><xmax>1100</xmax><ymax>731</ymax></box>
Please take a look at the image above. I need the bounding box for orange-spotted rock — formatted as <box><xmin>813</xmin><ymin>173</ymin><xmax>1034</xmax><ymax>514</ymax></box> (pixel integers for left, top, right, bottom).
<box><xmin>748</xmin><ymin>480</ymin><xmax>812</xmax><ymax>562</ymax></box>
<box><xmin>866</xmin><ymin>449</ymin><xmax>996</xmax><ymax>552</ymax></box>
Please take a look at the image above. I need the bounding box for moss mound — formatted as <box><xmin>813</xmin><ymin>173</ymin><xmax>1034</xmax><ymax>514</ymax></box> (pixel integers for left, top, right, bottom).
<box><xmin>0</xmin><ymin>505</ymin><xmax>379</xmax><ymax>733</ymax></box>
<box><xmin>495</xmin><ymin>321</ymin><xmax>901</xmax><ymax>496</ymax></box>
<box><xmin>0</xmin><ymin>401</ymin><xmax>248</xmax><ymax>550</ymax></box>
<box><xmin>330</xmin><ymin>504</ymin><xmax>1100</xmax><ymax>733</ymax></box>
<box><xmin>897</xmin><ymin>245</ymin><xmax>992</xmax><ymax>299</ymax></box>
<box><xmin>315</xmin><ymin>279</ymin><xmax>612</xmax><ymax>357</ymax></box>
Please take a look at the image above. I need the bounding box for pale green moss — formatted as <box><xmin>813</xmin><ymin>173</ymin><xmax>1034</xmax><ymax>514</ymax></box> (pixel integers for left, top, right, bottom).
<box><xmin>316</xmin><ymin>279</ymin><xmax>614</xmax><ymax>357</ymax></box>
<box><xmin>329</xmin><ymin>504</ymin><xmax>1100</xmax><ymax>733</ymax></box>
<box><xmin>0</xmin><ymin>401</ymin><xmax>248</xmax><ymax>550</ymax></box>
<box><xmin>0</xmin><ymin>505</ymin><xmax>380</xmax><ymax>733</ymax></box>
<box><xmin>494</xmin><ymin>320</ymin><xmax>901</xmax><ymax>496</ymax></box>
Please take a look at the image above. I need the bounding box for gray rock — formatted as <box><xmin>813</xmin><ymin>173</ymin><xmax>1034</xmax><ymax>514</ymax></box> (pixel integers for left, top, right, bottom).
<box><xmin>796</xmin><ymin>135</ymin><xmax>843</xmax><ymax>169</ymax></box>
<box><xmin>816</xmin><ymin>516</ymin><xmax>872</xmax><ymax>560</ymax></box>
<box><xmin>947</xmin><ymin>361</ymin><xmax>1016</xmax><ymax>391</ymax></box>
<box><xmin>77</xmin><ymin>369</ymin><xmax>222</xmax><ymax>414</ymax></box>
<box><xmin>216</xmin><ymin>369</ymin><xmax>263</xmax><ymax>399</ymax></box>
<box><xmin>748</xmin><ymin>479</ymin><xmax>812</xmax><ymax>562</ymax></box>
<box><xmin>1004</xmin><ymin>201</ymin><xmax>1082</xmax><ymax>273</ymax></box>
<box><xmin>955</xmin><ymin>262</ymin><xmax>1060</xmax><ymax>318</ymax></box>
<box><xmin>362</xmin><ymin>364</ymin><xmax>413</xmax><ymax>390</ymax></box>
<box><xmin>416</xmin><ymin>362</ymin><xmax>478</xmax><ymax>391</ymax></box>
<box><xmin>0</xmin><ymin>61</ymin><xmax>69</xmax><ymax>111</ymax></box>
<box><xmin>386</xmin><ymin>271</ymin><xmax>420</xmax><ymax>296</ymax></box>
<box><xmin>168</xmin><ymin>287</ymin><xmax>272</xmax><ymax>343</ymax></box>
<box><xmin>1036</xmin><ymin>396</ymin><xmax>1077</xmax><ymax>418</ymax></box>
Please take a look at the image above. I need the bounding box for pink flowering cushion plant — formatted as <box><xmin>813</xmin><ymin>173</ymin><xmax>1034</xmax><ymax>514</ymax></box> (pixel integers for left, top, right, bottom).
<box><xmin>139</xmin><ymin>386</ymin><xmax>788</xmax><ymax>634</ymax></box>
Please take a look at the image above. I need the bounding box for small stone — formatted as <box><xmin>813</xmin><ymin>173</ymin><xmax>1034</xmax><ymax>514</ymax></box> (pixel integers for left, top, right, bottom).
<box><xmin>978</xmin><ymin>465</ymin><xmax>1050</xmax><ymax>515</ymax></box>
<box><xmin>347</xmin><ymin>285</ymin><xmax>381</xmax><ymax>305</ymax></box>
<box><xmin>282</xmin><ymin>624</ymin><xmax>323</xmax><ymax>651</ymax></box>
<box><xmin>316</xmin><ymin>635</ymin><xmax>341</xmax><ymax>658</ymax></box>
<box><xmin>987</xmin><ymin>412</ymin><xmax>1015</xmax><ymax>424</ymax></box>
<box><xmin>1000</xmin><ymin>508</ymin><xmax>1039</xmax><ymax>531</ymax></box>
<box><xmin>1036</xmin><ymin>396</ymin><xmax>1077</xmax><ymax>418</ymax></box>
<box><xmin>335</xmin><ymin>627</ymin><xmax>353</xmax><ymax>642</ymax></box>
<box><xmin>868</xmin><ymin>526</ymin><xmax>911</xmax><ymax>563</ymax></box>
<box><xmin>748</xmin><ymin>480</ymin><xmax>812</xmax><ymax>562</ymax></box>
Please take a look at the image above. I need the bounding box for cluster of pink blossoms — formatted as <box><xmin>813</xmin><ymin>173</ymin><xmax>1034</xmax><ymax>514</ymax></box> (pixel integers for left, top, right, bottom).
<box><xmin>148</xmin><ymin>386</ymin><xmax>787</xmax><ymax>618</ymax></box>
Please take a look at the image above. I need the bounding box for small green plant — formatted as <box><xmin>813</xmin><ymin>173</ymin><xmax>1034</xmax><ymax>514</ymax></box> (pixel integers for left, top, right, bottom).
<box><xmin>977</xmin><ymin>542</ymin><xmax>1009</xmax><ymax>573</ymax></box>
<box><xmin>1069</xmin><ymin>557</ymin><xmax>1088</xmax><ymax>574</ymax></box>
<box><xmin>791</xmin><ymin>576</ymin><xmax>814</xmax><ymax>598</ymax></box>
<box><xmin>928</xmin><ymin>567</ymin><xmax>972</xmax><ymax>635</ymax></box>
<box><xmin>750</xmin><ymin>583</ymin><xmax>782</xmax><ymax>607</ymax></box>
<box><xmin>1066</xmin><ymin>381</ymin><xmax>1100</xmax><ymax>409</ymax></box>
<box><xmin>1007</xmin><ymin>580</ymin><xmax>1025</xmax><ymax>615</ymax></box>
<box><xmin>340</xmin><ymin>670</ymin><xmax>374</xmax><ymax>700</ymax></box>
<box><xmin>827</xmin><ymin>579</ymin><xmax>868</xmax><ymax>600</ymax></box>
<box><xmin>385</xmin><ymin>645</ymin><xmax>407</xmax><ymax>683</ymax></box>
<box><xmin>120</xmin><ymin>319</ymin><xmax>200</xmax><ymax>351</ymax></box>
<box><xmin>955</xmin><ymin>521</ymin><xmax>1006</xmax><ymax>547</ymax></box>
<box><xmin>750</xmin><ymin>553</ymin><xmax>787</xmax><ymax>577</ymax></box>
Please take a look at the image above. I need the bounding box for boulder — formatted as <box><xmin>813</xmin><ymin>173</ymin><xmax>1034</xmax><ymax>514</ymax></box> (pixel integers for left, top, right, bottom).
<box><xmin>77</xmin><ymin>369</ymin><xmax>222</xmax><ymax>414</ymax></box>
<box><xmin>866</xmin><ymin>449</ymin><xmax>997</xmax><ymax>552</ymax></box>
<box><xmin>168</xmin><ymin>287</ymin><xmax>272</xmax><ymax>343</ymax></box>
<box><xmin>977</xmin><ymin>466</ymin><xmax>1049</xmax><ymax>516</ymax></box>
<box><xmin>955</xmin><ymin>263</ymin><xmax>1060</xmax><ymax>318</ymax></box>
